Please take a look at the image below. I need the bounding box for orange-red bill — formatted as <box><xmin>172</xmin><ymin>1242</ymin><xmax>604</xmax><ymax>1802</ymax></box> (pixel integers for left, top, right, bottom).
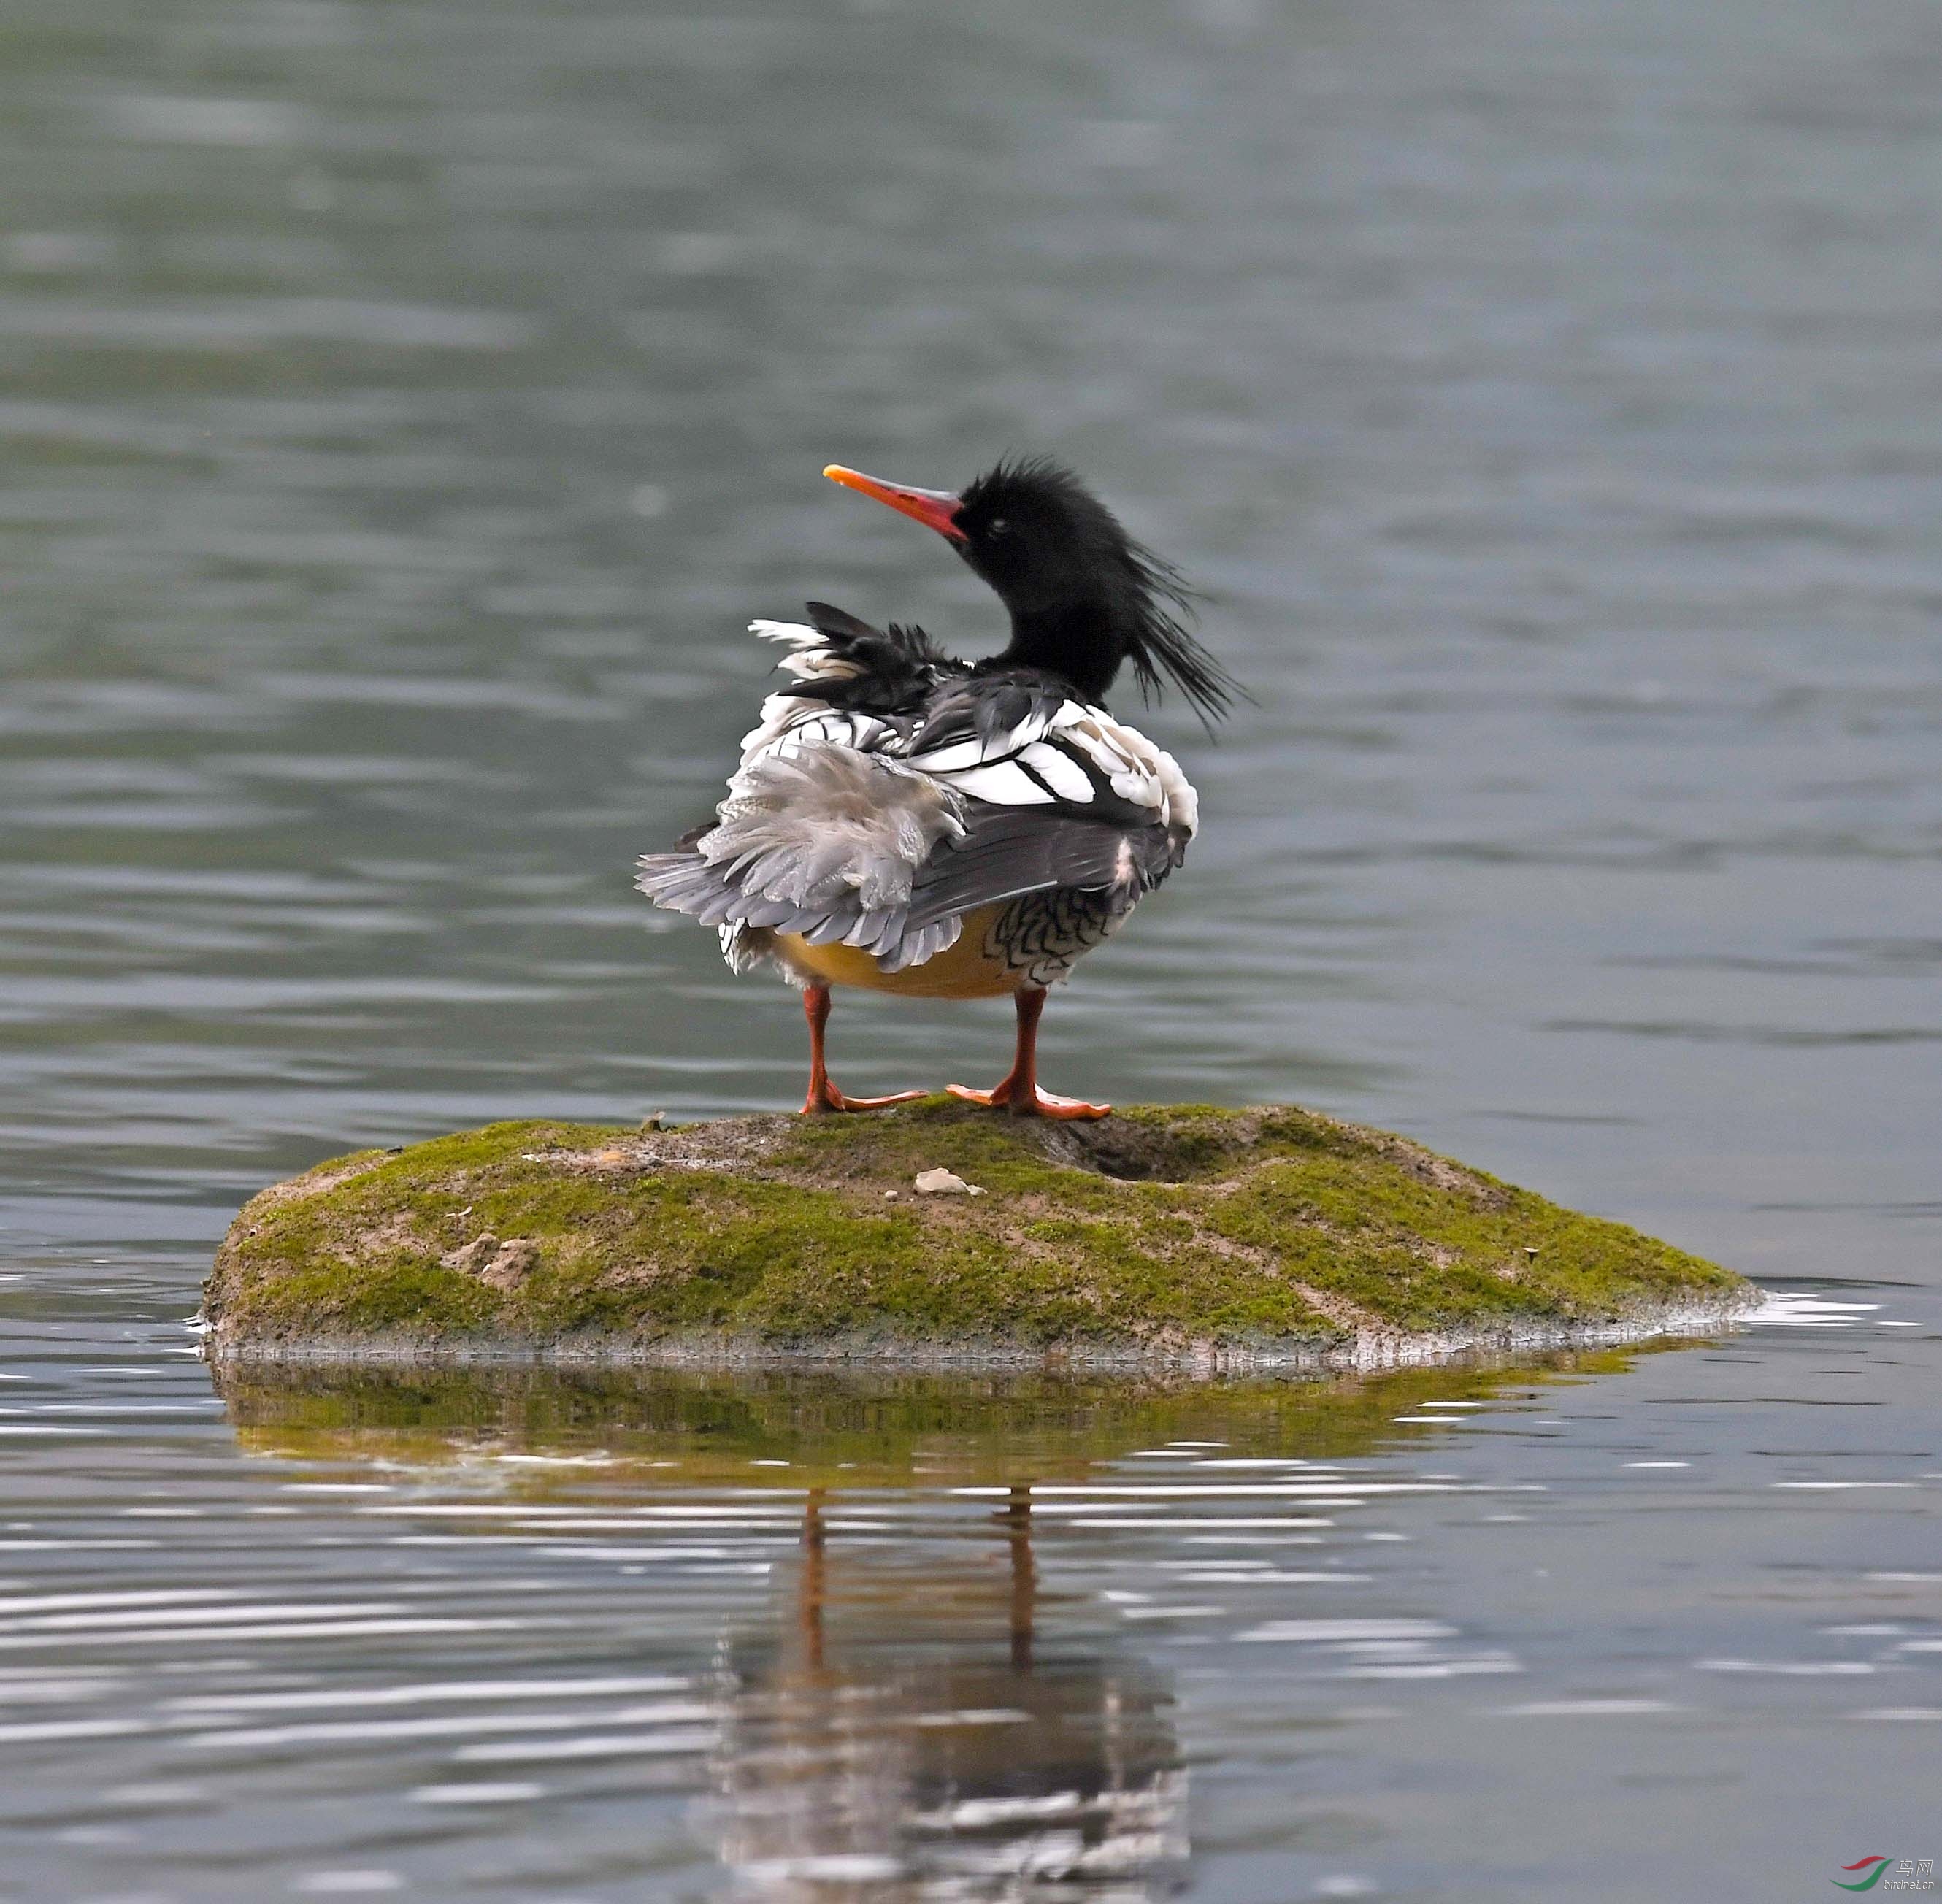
<box><xmin>823</xmin><ymin>464</ymin><xmax>965</xmax><ymax>542</ymax></box>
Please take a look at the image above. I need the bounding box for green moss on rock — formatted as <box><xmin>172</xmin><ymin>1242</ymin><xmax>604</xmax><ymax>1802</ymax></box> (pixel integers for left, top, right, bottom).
<box><xmin>204</xmin><ymin>1099</ymin><xmax>1751</xmax><ymax>1366</ymax></box>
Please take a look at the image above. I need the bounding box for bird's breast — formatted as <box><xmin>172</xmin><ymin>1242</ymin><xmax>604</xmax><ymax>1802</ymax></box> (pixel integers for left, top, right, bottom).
<box><xmin>778</xmin><ymin>886</ymin><xmax>1129</xmax><ymax>999</ymax></box>
<box><xmin>778</xmin><ymin>905</ymin><xmax>1019</xmax><ymax>999</ymax></box>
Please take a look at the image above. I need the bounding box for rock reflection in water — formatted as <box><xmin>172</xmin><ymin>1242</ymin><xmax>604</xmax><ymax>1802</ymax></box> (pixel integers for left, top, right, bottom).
<box><xmin>208</xmin><ymin>1354</ymin><xmax>1692</xmax><ymax>1897</ymax></box>
<box><xmin>713</xmin><ymin>1486</ymin><xmax>1183</xmax><ymax>1900</ymax></box>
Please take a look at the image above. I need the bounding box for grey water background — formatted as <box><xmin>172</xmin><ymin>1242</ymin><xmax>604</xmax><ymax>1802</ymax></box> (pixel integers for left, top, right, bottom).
<box><xmin>2</xmin><ymin>0</ymin><xmax>1939</xmax><ymax>1897</ymax></box>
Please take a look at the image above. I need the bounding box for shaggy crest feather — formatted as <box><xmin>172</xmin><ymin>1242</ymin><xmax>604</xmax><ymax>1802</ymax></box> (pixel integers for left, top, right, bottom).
<box><xmin>957</xmin><ymin>454</ymin><xmax>1245</xmax><ymax>730</ymax></box>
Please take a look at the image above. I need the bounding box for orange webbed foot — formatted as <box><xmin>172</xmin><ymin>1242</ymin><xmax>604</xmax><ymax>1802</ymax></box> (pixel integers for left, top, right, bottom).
<box><xmin>945</xmin><ymin>1081</ymin><xmax>1111</xmax><ymax>1121</ymax></box>
<box><xmin>801</xmin><ymin>1082</ymin><xmax>926</xmax><ymax>1115</ymax></box>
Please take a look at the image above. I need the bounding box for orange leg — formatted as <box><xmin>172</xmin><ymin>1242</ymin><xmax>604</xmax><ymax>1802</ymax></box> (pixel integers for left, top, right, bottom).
<box><xmin>799</xmin><ymin>983</ymin><xmax>924</xmax><ymax>1115</ymax></box>
<box><xmin>948</xmin><ymin>984</ymin><xmax>1110</xmax><ymax>1121</ymax></box>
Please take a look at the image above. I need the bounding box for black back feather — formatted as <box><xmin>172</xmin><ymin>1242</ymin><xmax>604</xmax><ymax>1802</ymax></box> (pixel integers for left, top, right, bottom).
<box><xmin>778</xmin><ymin>601</ymin><xmax>965</xmax><ymax>718</ymax></box>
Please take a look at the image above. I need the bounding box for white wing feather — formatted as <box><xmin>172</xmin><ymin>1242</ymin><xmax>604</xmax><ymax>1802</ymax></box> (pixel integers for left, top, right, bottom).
<box><xmin>641</xmin><ymin>620</ymin><xmax>1202</xmax><ymax>980</ymax></box>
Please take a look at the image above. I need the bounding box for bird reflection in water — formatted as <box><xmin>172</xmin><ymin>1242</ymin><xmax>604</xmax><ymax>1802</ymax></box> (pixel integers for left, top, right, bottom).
<box><xmin>711</xmin><ymin>1483</ymin><xmax>1186</xmax><ymax>1899</ymax></box>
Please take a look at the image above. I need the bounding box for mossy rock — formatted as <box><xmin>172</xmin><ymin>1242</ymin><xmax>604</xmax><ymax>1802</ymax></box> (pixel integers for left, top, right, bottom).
<box><xmin>203</xmin><ymin>1099</ymin><xmax>1752</xmax><ymax>1368</ymax></box>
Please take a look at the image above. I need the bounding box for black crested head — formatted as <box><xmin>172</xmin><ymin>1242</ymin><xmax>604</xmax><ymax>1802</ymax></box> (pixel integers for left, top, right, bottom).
<box><xmin>951</xmin><ymin>456</ymin><xmax>1239</xmax><ymax>726</ymax></box>
<box><xmin>821</xmin><ymin>454</ymin><xmax>1243</xmax><ymax>724</ymax></box>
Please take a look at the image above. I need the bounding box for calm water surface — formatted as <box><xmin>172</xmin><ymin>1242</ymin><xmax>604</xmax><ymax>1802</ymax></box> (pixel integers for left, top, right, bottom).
<box><xmin>2</xmin><ymin>0</ymin><xmax>1938</xmax><ymax>1897</ymax></box>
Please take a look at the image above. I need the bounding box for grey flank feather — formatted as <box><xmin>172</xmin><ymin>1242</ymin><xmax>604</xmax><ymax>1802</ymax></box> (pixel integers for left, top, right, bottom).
<box><xmin>880</xmin><ymin>917</ymin><xmax>963</xmax><ymax>972</ymax></box>
<box><xmin>702</xmin><ymin>748</ymin><xmax>963</xmax><ymax>912</ymax></box>
<box><xmin>637</xmin><ymin>745</ymin><xmax>968</xmax><ymax>972</ymax></box>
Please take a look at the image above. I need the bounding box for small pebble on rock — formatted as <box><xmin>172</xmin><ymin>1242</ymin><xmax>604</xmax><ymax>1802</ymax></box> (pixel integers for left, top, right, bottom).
<box><xmin>914</xmin><ymin>1167</ymin><xmax>986</xmax><ymax>1197</ymax></box>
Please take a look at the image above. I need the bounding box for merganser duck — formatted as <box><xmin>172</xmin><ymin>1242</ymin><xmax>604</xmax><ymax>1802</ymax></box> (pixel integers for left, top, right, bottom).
<box><xmin>635</xmin><ymin>458</ymin><xmax>1237</xmax><ymax>1119</ymax></box>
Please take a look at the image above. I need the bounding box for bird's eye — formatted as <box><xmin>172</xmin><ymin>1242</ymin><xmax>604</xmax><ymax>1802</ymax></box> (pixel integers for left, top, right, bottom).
<box><xmin>987</xmin><ymin>517</ymin><xmax>1010</xmax><ymax>537</ymax></box>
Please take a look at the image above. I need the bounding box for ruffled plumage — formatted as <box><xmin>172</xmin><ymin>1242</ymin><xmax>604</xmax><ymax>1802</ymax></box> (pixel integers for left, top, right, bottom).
<box><xmin>636</xmin><ymin>611</ymin><xmax>1197</xmax><ymax>980</ymax></box>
